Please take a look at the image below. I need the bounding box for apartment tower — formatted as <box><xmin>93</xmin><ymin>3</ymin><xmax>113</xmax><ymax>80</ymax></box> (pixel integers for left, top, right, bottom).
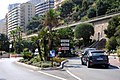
<box><xmin>7</xmin><ymin>2</ymin><xmax>35</xmax><ymax>38</ymax></box>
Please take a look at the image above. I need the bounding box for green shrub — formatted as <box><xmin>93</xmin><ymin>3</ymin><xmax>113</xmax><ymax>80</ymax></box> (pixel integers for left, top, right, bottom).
<box><xmin>41</xmin><ymin>61</ymin><xmax>51</xmax><ymax>68</ymax></box>
<box><xmin>21</xmin><ymin>51</ymin><xmax>33</xmax><ymax>60</ymax></box>
<box><xmin>19</xmin><ymin>59</ymin><xmax>29</xmax><ymax>63</ymax></box>
<box><xmin>117</xmin><ymin>48</ymin><xmax>120</xmax><ymax>57</ymax></box>
<box><xmin>52</xmin><ymin>57</ymin><xmax>66</xmax><ymax>63</ymax></box>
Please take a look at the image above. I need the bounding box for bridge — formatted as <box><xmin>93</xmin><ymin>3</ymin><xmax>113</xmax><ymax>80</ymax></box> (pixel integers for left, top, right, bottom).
<box><xmin>23</xmin><ymin>12</ymin><xmax>120</xmax><ymax>40</ymax></box>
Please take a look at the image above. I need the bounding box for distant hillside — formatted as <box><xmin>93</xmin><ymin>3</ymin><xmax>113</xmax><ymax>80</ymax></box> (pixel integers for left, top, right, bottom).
<box><xmin>59</xmin><ymin>0</ymin><xmax>120</xmax><ymax>24</ymax></box>
<box><xmin>0</xmin><ymin>19</ymin><xmax>5</xmax><ymax>23</ymax></box>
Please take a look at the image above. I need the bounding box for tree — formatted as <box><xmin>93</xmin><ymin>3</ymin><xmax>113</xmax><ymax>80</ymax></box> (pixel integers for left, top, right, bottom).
<box><xmin>57</xmin><ymin>27</ymin><xmax>74</xmax><ymax>50</ymax></box>
<box><xmin>38</xmin><ymin>27</ymin><xmax>49</xmax><ymax>61</ymax></box>
<box><xmin>96</xmin><ymin>0</ymin><xmax>109</xmax><ymax>16</ymax></box>
<box><xmin>74</xmin><ymin>23</ymin><xmax>94</xmax><ymax>46</ymax></box>
<box><xmin>10</xmin><ymin>26</ymin><xmax>23</xmax><ymax>53</ymax></box>
<box><xmin>60</xmin><ymin>0</ymin><xmax>74</xmax><ymax>18</ymax></box>
<box><xmin>104</xmin><ymin>16</ymin><xmax>120</xmax><ymax>38</ymax></box>
<box><xmin>82</xmin><ymin>0</ymin><xmax>88</xmax><ymax>11</ymax></box>
<box><xmin>31</xmin><ymin>36</ymin><xmax>43</xmax><ymax>61</ymax></box>
<box><xmin>0</xmin><ymin>34</ymin><xmax>9</xmax><ymax>52</ymax></box>
<box><xmin>72</xmin><ymin>0</ymin><xmax>82</xmax><ymax>7</ymax></box>
<box><xmin>87</xmin><ymin>7</ymin><xmax>96</xmax><ymax>18</ymax></box>
<box><xmin>27</xmin><ymin>16</ymin><xmax>43</xmax><ymax>31</ymax></box>
<box><xmin>105</xmin><ymin>15</ymin><xmax>120</xmax><ymax>51</ymax></box>
<box><xmin>105</xmin><ymin>37</ymin><xmax>118</xmax><ymax>51</ymax></box>
<box><xmin>57</xmin><ymin>27</ymin><xmax>74</xmax><ymax>39</ymax></box>
<box><xmin>10</xmin><ymin>29</ymin><xmax>17</xmax><ymax>53</ymax></box>
<box><xmin>44</xmin><ymin>9</ymin><xmax>59</xmax><ymax>50</ymax></box>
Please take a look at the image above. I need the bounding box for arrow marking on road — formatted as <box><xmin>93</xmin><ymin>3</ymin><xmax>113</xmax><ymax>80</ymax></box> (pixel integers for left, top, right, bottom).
<box><xmin>66</xmin><ymin>70</ymin><xmax>82</xmax><ymax>80</ymax></box>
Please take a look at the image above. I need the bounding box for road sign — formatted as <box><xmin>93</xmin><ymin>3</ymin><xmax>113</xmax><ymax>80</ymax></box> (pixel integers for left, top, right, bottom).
<box><xmin>60</xmin><ymin>39</ymin><xmax>70</xmax><ymax>51</ymax></box>
<box><xmin>61</xmin><ymin>43</ymin><xmax>70</xmax><ymax>46</ymax></box>
<box><xmin>9</xmin><ymin>44</ymin><xmax>12</xmax><ymax>48</ymax></box>
<box><xmin>50</xmin><ymin>50</ymin><xmax>55</xmax><ymax>57</ymax></box>
<box><xmin>61</xmin><ymin>39</ymin><xmax>69</xmax><ymax>42</ymax></box>
<box><xmin>61</xmin><ymin>47</ymin><xmax>69</xmax><ymax>50</ymax></box>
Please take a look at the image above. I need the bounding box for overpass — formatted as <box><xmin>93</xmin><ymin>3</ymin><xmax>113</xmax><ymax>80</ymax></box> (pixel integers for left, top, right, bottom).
<box><xmin>23</xmin><ymin>12</ymin><xmax>120</xmax><ymax>40</ymax></box>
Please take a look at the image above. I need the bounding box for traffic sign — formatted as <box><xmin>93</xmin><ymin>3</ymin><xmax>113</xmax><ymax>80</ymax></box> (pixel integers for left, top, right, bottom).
<box><xmin>61</xmin><ymin>39</ymin><xmax>69</xmax><ymax>42</ymax></box>
<box><xmin>50</xmin><ymin>50</ymin><xmax>55</xmax><ymax>57</ymax></box>
<box><xmin>61</xmin><ymin>43</ymin><xmax>69</xmax><ymax>46</ymax></box>
<box><xmin>61</xmin><ymin>47</ymin><xmax>69</xmax><ymax>50</ymax></box>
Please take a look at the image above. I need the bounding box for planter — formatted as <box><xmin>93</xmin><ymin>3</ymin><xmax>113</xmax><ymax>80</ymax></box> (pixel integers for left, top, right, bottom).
<box><xmin>119</xmin><ymin>57</ymin><xmax>120</xmax><ymax>62</ymax></box>
<box><xmin>10</xmin><ymin>54</ymin><xmax>17</xmax><ymax>58</ymax></box>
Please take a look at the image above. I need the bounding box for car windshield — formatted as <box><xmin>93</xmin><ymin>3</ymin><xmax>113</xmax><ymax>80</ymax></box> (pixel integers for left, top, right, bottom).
<box><xmin>91</xmin><ymin>52</ymin><xmax>105</xmax><ymax>56</ymax></box>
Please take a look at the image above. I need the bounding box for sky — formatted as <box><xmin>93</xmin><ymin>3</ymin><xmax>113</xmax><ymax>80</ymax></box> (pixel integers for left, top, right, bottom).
<box><xmin>0</xmin><ymin>0</ymin><xmax>29</xmax><ymax>20</ymax></box>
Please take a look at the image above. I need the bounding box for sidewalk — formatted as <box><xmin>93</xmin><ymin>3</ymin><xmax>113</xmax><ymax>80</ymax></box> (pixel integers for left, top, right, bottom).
<box><xmin>109</xmin><ymin>55</ymin><xmax>120</xmax><ymax>68</ymax></box>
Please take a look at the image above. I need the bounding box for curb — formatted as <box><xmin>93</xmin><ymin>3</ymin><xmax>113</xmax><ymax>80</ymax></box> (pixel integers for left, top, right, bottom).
<box><xmin>109</xmin><ymin>64</ymin><xmax>120</xmax><ymax>69</ymax></box>
<box><xmin>14</xmin><ymin>61</ymin><xmax>66</xmax><ymax>71</ymax></box>
<box><xmin>14</xmin><ymin>61</ymin><xmax>41</xmax><ymax>71</ymax></box>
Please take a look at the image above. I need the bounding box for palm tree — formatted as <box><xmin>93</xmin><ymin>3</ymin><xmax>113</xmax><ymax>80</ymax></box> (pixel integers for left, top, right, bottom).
<box><xmin>31</xmin><ymin>36</ymin><xmax>43</xmax><ymax>61</ymax></box>
<box><xmin>43</xmin><ymin>9</ymin><xmax>60</xmax><ymax>50</ymax></box>
<box><xmin>38</xmin><ymin>27</ymin><xmax>48</xmax><ymax>61</ymax></box>
<box><xmin>10</xmin><ymin>29</ymin><xmax>17</xmax><ymax>53</ymax></box>
<box><xmin>10</xmin><ymin>26</ymin><xmax>22</xmax><ymax>54</ymax></box>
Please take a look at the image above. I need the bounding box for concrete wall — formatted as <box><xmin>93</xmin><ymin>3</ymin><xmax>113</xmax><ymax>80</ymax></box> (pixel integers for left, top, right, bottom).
<box><xmin>92</xmin><ymin>19</ymin><xmax>109</xmax><ymax>40</ymax></box>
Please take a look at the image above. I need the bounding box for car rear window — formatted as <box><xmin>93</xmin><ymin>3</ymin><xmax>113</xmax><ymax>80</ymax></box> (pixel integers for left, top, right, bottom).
<box><xmin>91</xmin><ymin>52</ymin><xmax>105</xmax><ymax>56</ymax></box>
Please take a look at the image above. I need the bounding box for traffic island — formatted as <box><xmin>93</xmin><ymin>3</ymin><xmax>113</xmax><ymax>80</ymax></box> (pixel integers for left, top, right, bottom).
<box><xmin>17</xmin><ymin>57</ymin><xmax>68</xmax><ymax>70</ymax></box>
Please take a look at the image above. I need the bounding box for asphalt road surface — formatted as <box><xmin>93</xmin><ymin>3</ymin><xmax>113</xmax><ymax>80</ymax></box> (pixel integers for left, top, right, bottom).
<box><xmin>0</xmin><ymin>57</ymin><xmax>120</xmax><ymax>80</ymax></box>
<box><xmin>66</xmin><ymin>57</ymin><xmax>120</xmax><ymax>80</ymax></box>
<box><xmin>0</xmin><ymin>58</ymin><xmax>67</xmax><ymax>80</ymax></box>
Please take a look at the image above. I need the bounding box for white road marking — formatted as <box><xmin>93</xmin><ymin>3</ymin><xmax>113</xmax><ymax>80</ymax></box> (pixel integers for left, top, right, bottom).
<box><xmin>66</xmin><ymin>70</ymin><xmax>82</xmax><ymax>80</ymax></box>
<box><xmin>38</xmin><ymin>71</ymin><xmax>67</xmax><ymax>80</ymax></box>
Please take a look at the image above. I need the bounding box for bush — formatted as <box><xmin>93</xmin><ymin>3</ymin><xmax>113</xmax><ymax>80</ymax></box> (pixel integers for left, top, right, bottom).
<box><xmin>105</xmin><ymin>37</ymin><xmax>118</xmax><ymax>51</ymax></box>
<box><xmin>21</xmin><ymin>51</ymin><xmax>33</xmax><ymax>60</ymax></box>
<box><xmin>117</xmin><ymin>48</ymin><xmax>120</xmax><ymax>57</ymax></box>
<box><xmin>52</xmin><ymin>57</ymin><xmax>66</xmax><ymax>63</ymax></box>
<box><xmin>19</xmin><ymin>59</ymin><xmax>29</xmax><ymax>63</ymax></box>
<box><xmin>41</xmin><ymin>61</ymin><xmax>51</xmax><ymax>68</ymax></box>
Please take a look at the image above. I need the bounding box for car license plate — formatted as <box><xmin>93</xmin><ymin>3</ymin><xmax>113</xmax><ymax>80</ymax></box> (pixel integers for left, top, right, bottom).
<box><xmin>97</xmin><ymin>57</ymin><xmax>103</xmax><ymax>60</ymax></box>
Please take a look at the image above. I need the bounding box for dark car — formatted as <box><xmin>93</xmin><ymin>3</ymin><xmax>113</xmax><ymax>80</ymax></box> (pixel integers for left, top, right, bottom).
<box><xmin>81</xmin><ymin>50</ymin><xmax>109</xmax><ymax>68</ymax></box>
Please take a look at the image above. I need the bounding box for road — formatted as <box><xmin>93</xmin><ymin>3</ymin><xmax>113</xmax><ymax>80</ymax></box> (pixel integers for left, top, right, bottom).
<box><xmin>0</xmin><ymin>57</ymin><xmax>120</xmax><ymax>80</ymax></box>
<box><xmin>0</xmin><ymin>58</ymin><xmax>68</xmax><ymax>80</ymax></box>
<box><xmin>66</xmin><ymin>57</ymin><xmax>120</xmax><ymax>80</ymax></box>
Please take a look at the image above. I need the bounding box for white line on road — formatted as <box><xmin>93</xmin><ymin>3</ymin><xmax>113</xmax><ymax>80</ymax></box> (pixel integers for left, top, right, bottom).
<box><xmin>66</xmin><ymin>70</ymin><xmax>82</xmax><ymax>80</ymax></box>
<box><xmin>38</xmin><ymin>71</ymin><xmax>67</xmax><ymax>80</ymax></box>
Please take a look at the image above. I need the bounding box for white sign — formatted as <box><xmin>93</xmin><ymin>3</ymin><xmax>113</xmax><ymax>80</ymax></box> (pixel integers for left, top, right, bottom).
<box><xmin>61</xmin><ymin>47</ymin><xmax>69</xmax><ymax>50</ymax></box>
<box><xmin>61</xmin><ymin>43</ymin><xmax>70</xmax><ymax>46</ymax></box>
<box><xmin>9</xmin><ymin>44</ymin><xmax>12</xmax><ymax>48</ymax></box>
<box><xmin>61</xmin><ymin>39</ymin><xmax>69</xmax><ymax>42</ymax></box>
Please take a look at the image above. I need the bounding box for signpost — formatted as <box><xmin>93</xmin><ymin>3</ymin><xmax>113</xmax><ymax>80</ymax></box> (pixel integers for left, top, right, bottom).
<box><xmin>50</xmin><ymin>50</ymin><xmax>55</xmax><ymax>58</ymax></box>
<box><xmin>50</xmin><ymin>50</ymin><xmax>55</xmax><ymax>67</ymax></box>
<box><xmin>60</xmin><ymin>39</ymin><xmax>70</xmax><ymax>50</ymax></box>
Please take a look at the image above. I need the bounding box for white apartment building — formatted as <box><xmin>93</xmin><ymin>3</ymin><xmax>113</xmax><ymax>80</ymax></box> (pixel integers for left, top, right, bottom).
<box><xmin>7</xmin><ymin>2</ymin><xmax>35</xmax><ymax>38</ymax></box>
<box><xmin>8</xmin><ymin>3</ymin><xmax>20</xmax><ymax>11</ymax></box>
<box><xmin>35</xmin><ymin>0</ymin><xmax>54</xmax><ymax>16</ymax></box>
<box><xmin>29</xmin><ymin>0</ymin><xmax>45</xmax><ymax>5</ymax></box>
<box><xmin>54</xmin><ymin>0</ymin><xmax>65</xmax><ymax>9</ymax></box>
<box><xmin>0</xmin><ymin>19</ymin><xmax>7</xmax><ymax>35</ymax></box>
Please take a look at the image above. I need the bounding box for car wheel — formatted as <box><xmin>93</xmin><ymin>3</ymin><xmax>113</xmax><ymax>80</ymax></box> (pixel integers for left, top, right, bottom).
<box><xmin>87</xmin><ymin>61</ymin><xmax>91</xmax><ymax>68</ymax></box>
